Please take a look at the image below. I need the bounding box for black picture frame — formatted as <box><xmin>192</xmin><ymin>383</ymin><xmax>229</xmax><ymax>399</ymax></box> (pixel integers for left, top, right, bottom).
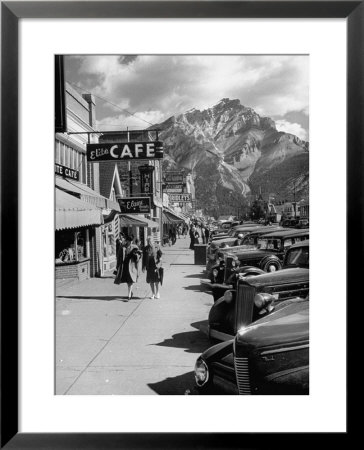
<box><xmin>1</xmin><ymin>1</ymin><xmax>357</xmax><ymax>448</ymax></box>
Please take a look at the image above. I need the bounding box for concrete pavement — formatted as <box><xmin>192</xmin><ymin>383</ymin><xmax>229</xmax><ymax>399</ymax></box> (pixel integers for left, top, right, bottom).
<box><xmin>56</xmin><ymin>237</ymin><xmax>213</xmax><ymax>395</ymax></box>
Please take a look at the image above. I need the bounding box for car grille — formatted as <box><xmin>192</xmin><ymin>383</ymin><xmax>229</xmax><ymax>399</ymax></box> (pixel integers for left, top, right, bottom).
<box><xmin>234</xmin><ymin>357</ymin><xmax>251</xmax><ymax>394</ymax></box>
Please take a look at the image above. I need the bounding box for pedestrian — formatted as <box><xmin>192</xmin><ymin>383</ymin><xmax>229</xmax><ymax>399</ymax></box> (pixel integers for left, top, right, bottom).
<box><xmin>114</xmin><ymin>234</ymin><xmax>126</xmax><ymax>284</ymax></box>
<box><xmin>172</xmin><ymin>226</ymin><xmax>177</xmax><ymax>245</ymax></box>
<box><xmin>194</xmin><ymin>228</ymin><xmax>200</xmax><ymax>245</ymax></box>
<box><xmin>143</xmin><ymin>237</ymin><xmax>163</xmax><ymax>299</ymax></box>
<box><xmin>189</xmin><ymin>225</ymin><xmax>195</xmax><ymax>250</ymax></box>
<box><xmin>201</xmin><ymin>225</ymin><xmax>206</xmax><ymax>244</ymax></box>
<box><xmin>168</xmin><ymin>227</ymin><xmax>173</xmax><ymax>246</ymax></box>
<box><xmin>204</xmin><ymin>226</ymin><xmax>210</xmax><ymax>243</ymax></box>
<box><xmin>183</xmin><ymin>223</ymin><xmax>188</xmax><ymax>238</ymax></box>
<box><xmin>114</xmin><ymin>235</ymin><xmax>142</xmax><ymax>301</ymax></box>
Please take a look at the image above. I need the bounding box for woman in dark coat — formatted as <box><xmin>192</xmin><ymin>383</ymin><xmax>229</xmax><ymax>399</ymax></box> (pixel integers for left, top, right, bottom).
<box><xmin>114</xmin><ymin>236</ymin><xmax>142</xmax><ymax>300</ymax></box>
<box><xmin>143</xmin><ymin>237</ymin><xmax>163</xmax><ymax>299</ymax></box>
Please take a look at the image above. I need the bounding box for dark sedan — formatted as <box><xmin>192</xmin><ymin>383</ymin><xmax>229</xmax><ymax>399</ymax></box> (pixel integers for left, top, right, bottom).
<box><xmin>194</xmin><ymin>297</ymin><xmax>309</xmax><ymax>395</ymax></box>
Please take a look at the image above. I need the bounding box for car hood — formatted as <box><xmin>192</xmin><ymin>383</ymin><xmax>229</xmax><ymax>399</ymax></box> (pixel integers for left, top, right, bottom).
<box><xmin>236</xmin><ymin>300</ymin><xmax>309</xmax><ymax>349</ymax></box>
<box><xmin>212</xmin><ymin>237</ymin><xmax>235</xmax><ymax>245</ymax></box>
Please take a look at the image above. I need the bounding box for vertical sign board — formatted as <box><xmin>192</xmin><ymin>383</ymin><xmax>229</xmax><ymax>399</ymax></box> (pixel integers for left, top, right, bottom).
<box><xmin>118</xmin><ymin>197</ymin><xmax>151</xmax><ymax>214</ymax></box>
<box><xmin>55</xmin><ymin>55</ymin><xmax>67</xmax><ymax>133</ymax></box>
<box><xmin>138</xmin><ymin>165</ymin><xmax>155</xmax><ymax>194</ymax></box>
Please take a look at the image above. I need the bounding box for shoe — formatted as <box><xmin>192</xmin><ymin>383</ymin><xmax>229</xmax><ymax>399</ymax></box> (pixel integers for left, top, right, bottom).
<box><xmin>155</xmin><ymin>293</ymin><xmax>160</xmax><ymax>299</ymax></box>
<box><xmin>149</xmin><ymin>295</ymin><xmax>155</xmax><ymax>299</ymax></box>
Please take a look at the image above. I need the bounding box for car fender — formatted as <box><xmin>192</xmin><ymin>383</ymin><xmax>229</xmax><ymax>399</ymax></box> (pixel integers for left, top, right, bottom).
<box><xmin>200</xmin><ymin>339</ymin><xmax>234</xmax><ymax>364</ymax></box>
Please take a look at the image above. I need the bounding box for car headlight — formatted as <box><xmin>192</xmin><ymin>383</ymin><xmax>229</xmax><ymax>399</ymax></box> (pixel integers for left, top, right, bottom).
<box><xmin>212</xmin><ymin>269</ymin><xmax>218</xmax><ymax>277</ymax></box>
<box><xmin>223</xmin><ymin>290</ymin><xmax>233</xmax><ymax>303</ymax></box>
<box><xmin>194</xmin><ymin>358</ymin><xmax>209</xmax><ymax>386</ymax></box>
<box><xmin>254</xmin><ymin>292</ymin><xmax>275</xmax><ymax>308</ymax></box>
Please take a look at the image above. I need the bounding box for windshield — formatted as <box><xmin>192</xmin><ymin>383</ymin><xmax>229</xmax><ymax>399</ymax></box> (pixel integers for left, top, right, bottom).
<box><xmin>242</xmin><ymin>234</ymin><xmax>255</xmax><ymax>245</ymax></box>
<box><xmin>257</xmin><ymin>238</ymin><xmax>281</xmax><ymax>250</ymax></box>
<box><xmin>285</xmin><ymin>246</ymin><xmax>309</xmax><ymax>267</ymax></box>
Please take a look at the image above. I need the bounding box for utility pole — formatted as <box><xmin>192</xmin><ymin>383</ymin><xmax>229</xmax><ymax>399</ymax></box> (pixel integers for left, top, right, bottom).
<box><xmin>293</xmin><ymin>182</ymin><xmax>297</xmax><ymax>218</ymax></box>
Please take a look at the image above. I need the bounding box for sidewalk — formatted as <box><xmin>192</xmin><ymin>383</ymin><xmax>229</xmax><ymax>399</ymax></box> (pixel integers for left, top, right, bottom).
<box><xmin>56</xmin><ymin>237</ymin><xmax>212</xmax><ymax>395</ymax></box>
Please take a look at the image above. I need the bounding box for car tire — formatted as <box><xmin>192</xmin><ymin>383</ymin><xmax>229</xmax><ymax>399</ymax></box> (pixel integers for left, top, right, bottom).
<box><xmin>263</xmin><ymin>260</ymin><xmax>282</xmax><ymax>272</ymax></box>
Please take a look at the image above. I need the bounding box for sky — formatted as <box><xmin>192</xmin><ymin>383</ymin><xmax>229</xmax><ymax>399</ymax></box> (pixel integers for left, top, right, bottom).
<box><xmin>65</xmin><ymin>55</ymin><xmax>309</xmax><ymax>140</ymax></box>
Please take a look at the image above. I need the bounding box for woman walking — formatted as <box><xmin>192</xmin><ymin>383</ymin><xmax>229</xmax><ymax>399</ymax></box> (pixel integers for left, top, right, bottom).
<box><xmin>114</xmin><ymin>235</ymin><xmax>142</xmax><ymax>301</ymax></box>
<box><xmin>143</xmin><ymin>237</ymin><xmax>163</xmax><ymax>299</ymax></box>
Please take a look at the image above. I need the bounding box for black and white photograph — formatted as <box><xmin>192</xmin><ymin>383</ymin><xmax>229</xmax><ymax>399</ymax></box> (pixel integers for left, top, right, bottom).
<box><xmin>55</xmin><ymin>54</ymin><xmax>309</xmax><ymax>396</ymax></box>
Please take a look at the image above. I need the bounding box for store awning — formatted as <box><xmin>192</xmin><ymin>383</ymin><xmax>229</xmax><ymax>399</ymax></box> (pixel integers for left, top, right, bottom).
<box><xmin>119</xmin><ymin>214</ymin><xmax>149</xmax><ymax>228</ymax></box>
<box><xmin>56</xmin><ymin>188</ymin><xmax>103</xmax><ymax>230</ymax></box>
<box><xmin>135</xmin><ymin>215</ymin><xmax>160</xmax><ymax>230</ymax></box>
<box><xmin>56</xmin><ymin>177</ymin><xmax>120</xmax><ymax>212</ymax></box>
<box><xmin>163</xmin><ymin>210</ymin><xmax>185</xmax><ymax>224</ymax></box>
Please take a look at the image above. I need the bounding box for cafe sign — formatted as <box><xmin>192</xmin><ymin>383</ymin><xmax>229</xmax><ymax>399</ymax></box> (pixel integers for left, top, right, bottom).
<box><xmin>118</xmin><ymin>197</ymin><xmax>151</xmax><ymax>214</ymax></box>
<box><xmin>168</xmin><ymin>193</ymin><xmax>192</xmax><ymax>203</ymax></box>
<box><xmin>86</xmin><ymin>141</ymin><xmax>163</xmax><ymax>162</ymax></box>
<box><xmin>55</xmin><ymin>163</ymin><xmax>79</xmax><ymax>181</ymax></box>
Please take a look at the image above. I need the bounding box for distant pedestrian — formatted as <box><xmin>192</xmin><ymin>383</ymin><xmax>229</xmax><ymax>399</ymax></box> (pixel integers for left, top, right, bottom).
<box><xmin>201</xmin><ymin>225</ymin><xmax>206</xmax><ymax>244</ymax></box>
<box><xmin>194</xmin><ymin>229</ymin><xmax>200</xmax><ymax>245</ymax></box>
<box><xmin>143</xmin><ymin>237</ymin><xmax>163</xmax><ymax>299</ymax></box>
<box><xmin>204</xmin><ymin>226</ymin><xmax>210</xmax><ymax>243</ymax></box>
<box><xmin>168</xmin><ymin>228</ymin><xmax>173</xmax><ymax>246</ymax></box>
<box><xmin>183</xmin><ymin>224</ymin><xmax>188</xmax><ymax>238</ymax></box>
<box><xmin>172</xmin><ymin>227</ymin><xmax>177</xmax><ymax>245</ymax></box>
<box><xmin>114</xmin><ymin>236</ymin><xmax>142</xmax><ymax>301</ymax></box>
<box><xmin>189</xmin><ymin>225</ymin><xmax>195</xmax><ymax>250</ymax></box>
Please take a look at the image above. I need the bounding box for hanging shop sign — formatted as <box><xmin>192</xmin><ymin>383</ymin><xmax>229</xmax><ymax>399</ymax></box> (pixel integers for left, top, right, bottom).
<box><xmin>55</xmin><ymin>163</ymin><xmax>79</xmax><ymax>181</ymax></box>
<box><xmin>163</xmin><ymin>183</ymin><xmax>184</xmax><ymax>193</ymax></box>
<box><xmin>138</xmin><ymin>165</ymin><xmax>155</xmax><ymax>194</ymax></box>
<box><xmin>118</xmin><ymin>197</ymin><xmax>151</xmax><ymax>214</ymax></box>
<box><xmin>168</xmin><ymin>193</ymin><xmax>192</xmax><ymax>203</ymax></box>
<box><xmin>164</xmin><ymin>171</ymin><xmax>184</xmax><ymax>184</ymax></box>
<box><xmin>86</xmin><ymin>141</ymin><xmax>163</xmax><ymax>162</ymax></box>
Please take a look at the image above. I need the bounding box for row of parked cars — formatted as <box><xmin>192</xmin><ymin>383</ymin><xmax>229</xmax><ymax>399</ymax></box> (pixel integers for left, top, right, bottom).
<box><xmin>192</xmin><ymin>223</ymin><xmax>309</xmax><ymax>395</ymax></box>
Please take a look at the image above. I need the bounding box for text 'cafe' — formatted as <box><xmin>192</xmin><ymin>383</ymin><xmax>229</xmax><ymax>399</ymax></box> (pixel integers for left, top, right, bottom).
<box><xmin>87</xmin><ymin>142</ymin><xmax>164</xmax><ymax>162</ymax></box>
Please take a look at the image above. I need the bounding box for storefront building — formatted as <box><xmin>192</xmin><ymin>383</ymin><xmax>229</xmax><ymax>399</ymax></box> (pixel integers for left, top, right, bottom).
<box><xmin>55</xmin><ymin>83</ymin><xmax>120</xmax><ymax>281</ymax></box>
<box><xmin>98</xmin><ymin>131</ymin><xmax>163</xmax><ymax>245</ymax></box>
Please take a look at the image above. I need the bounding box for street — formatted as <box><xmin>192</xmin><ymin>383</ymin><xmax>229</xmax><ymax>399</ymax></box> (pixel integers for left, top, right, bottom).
<box><xmin>56</xmin><ymin>237</ymin><xmax>212</xmax><ymax>395</ymax></box>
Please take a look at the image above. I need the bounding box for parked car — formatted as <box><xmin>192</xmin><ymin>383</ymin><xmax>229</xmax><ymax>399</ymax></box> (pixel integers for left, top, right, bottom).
<box><xmin>211</xmin><ymin>225</ymin><xmax>282</xmax><ymax>248</ymax></box>
<box><xmin>206</xmin><ymin>238</ymin><xmax>309</xmax><ymax>303</ymax></box>
<box><xmin>210</xmin><ymin>222</ymin><xmax>258</xmax><ymax>241</ymax></box>
<box><xmin>297</xmin><ymin>218</ymin><xmax>309</xmax><ymax>229</ymax></box>
<box><xmin>281</xmin><ymin>217</ymin><xmax>300</xmax><ymax>228</ymax></box>
<box><xmin>207</xmin><ymin>265</ymin><xmax>309</xmax><ymax>342</ymax></box>
<box><xmin>194</xmin><ymin>297</ymin><xmax>309</xmax><ymax>394</ymax></box>
<box><xmin>222</xmin><ymin>228</ymin><xmax>309</xmax><ymax>283</ymax></box>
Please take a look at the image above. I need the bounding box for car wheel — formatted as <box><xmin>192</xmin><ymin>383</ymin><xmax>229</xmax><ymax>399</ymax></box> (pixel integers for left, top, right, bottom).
<box><xmin>263</xmin><ymin>260</ymin><xmax>282</xmax><ymax>272</ymax></box>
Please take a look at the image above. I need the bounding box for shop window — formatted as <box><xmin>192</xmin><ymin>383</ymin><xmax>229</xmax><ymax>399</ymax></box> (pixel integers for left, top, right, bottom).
<box><xmin>55</xmin><ymin>229</ymin><xmax>87</xmax><ymax>263</ymax></box>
